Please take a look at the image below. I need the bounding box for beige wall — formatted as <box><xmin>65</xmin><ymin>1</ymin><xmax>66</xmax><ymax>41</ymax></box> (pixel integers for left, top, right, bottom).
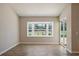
<box><xmin>60</xmin><ymin>4</ymin><xmax>72</xmax><ymax>52</ymax></box>
<box><xmin>19</xmin><ymin>16</ymin><xmax>59</xmax><ymax>44</ymax></box>
<box><xmin>0</xmin><ymin>4</ymin><xmax>19</xmax><ymax>54</ymax></box>
<box><xmin>72</xmin><ymin>4</ymin><xmax>79</xmax><ymax>52</ymax></box>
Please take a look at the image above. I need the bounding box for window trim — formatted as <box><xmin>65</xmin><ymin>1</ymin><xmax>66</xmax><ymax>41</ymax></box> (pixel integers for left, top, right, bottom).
<box><xmin>27</xmin><ymin>22</ymin><xmax>53</xmax><ymax>37</ymax></box>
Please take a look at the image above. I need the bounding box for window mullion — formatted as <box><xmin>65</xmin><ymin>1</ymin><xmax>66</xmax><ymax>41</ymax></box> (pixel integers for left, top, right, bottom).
<box><xmin>46</xmin><ymin>23</ymin><xmax>49</xmax><ymax>36</ymax></box>
<box><xmin>32</xmin><ymin>24</ymin><xmax>35</xmax><ymax>36</ymax></box>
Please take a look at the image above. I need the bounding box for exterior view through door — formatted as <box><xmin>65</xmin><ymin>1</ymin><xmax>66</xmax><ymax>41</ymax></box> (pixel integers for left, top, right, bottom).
<box><xmin>60</xmin><ymin>18</ymin><xmax>67</xmax><ymax>47</ymax></box>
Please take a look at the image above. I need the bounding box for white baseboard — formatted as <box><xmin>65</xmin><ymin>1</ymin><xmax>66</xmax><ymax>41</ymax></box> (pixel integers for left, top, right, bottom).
<box><xmin>20</xmin><ymin>42</ymin><xmax>59</xmax><ymax>44</ymax></box>
<box><xmin>0</xmin><ymin>42</ymin><xmax>20</xmax><ymax>55</ymax></box>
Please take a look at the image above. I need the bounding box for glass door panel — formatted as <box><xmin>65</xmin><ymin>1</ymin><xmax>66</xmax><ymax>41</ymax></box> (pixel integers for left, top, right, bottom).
<box><xmin>60</xmin><ymin>20</ymin><xmax>67</xmax><ymax>47</ymax></box>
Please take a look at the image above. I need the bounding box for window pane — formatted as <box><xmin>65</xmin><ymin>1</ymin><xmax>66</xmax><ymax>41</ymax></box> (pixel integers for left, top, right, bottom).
<box><xmin>29</xmin><ymin>30</ymin><xmax>32</xmax><ymax>32</ymax></box>
<box><xmin>34</xmin><ymin>30</ymin><xmax>46</xmax><ymax>36</ymax></box>
<box><xmin>48</xmin><ymin>30</ymin><xmax>52</xmax><ymax>35</ymax></box>
<box><xmin>61</xmin><ymin>22</ymin><xmax>63</xmax><ymax>37</ymax></box>
<box><xmin>34</xmin><ymin>24</ymin><xmax>46</xmax><ymax>29</ymax></box>
<box><xmin>34</xmin><ymin>23</ymin><xmax>47</xmax><ymax>36</ymax></box>
<box><xmin>61</xmin><ymin>22</ymin><xmax>63</xmax><ymax>31</ymax></box>
<box><xmin>48</xmin><ymin>24</ymin><xmax>52</xmax><ymax>29</ymax></box>
<box><xmin>28</xmin><ymin>30</ymin><xmax>32</xmax><ymax>35</ymax></box>
<box><xmin>29</xmin><ymin>24</ymin><xmax>32</xmax><ymax>29</ymax></box>
<box><xmin>64</xmin><ymin>22</ymin><xmax>67</xmax><ymax>37</ymax></box>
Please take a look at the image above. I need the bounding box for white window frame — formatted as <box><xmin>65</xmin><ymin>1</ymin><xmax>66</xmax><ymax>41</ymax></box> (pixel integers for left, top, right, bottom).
<box><xmin>27</xmin><ymin>22</ymin><xmax>53</xmax><ymax>37</ymax></box>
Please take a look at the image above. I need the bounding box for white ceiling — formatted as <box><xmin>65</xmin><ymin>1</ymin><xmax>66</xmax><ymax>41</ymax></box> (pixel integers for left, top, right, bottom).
<box><xmin>8</xmin><ymin>3</ymin><xmax>67</xmax><ymax>16</ymax></box>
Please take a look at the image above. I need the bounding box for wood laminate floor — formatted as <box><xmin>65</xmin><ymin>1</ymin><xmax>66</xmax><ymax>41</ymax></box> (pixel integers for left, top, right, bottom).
<box><xmin>1</xmin><ymin>44</ymin><xmax>79</xmax><ymax>56</ymax></box>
